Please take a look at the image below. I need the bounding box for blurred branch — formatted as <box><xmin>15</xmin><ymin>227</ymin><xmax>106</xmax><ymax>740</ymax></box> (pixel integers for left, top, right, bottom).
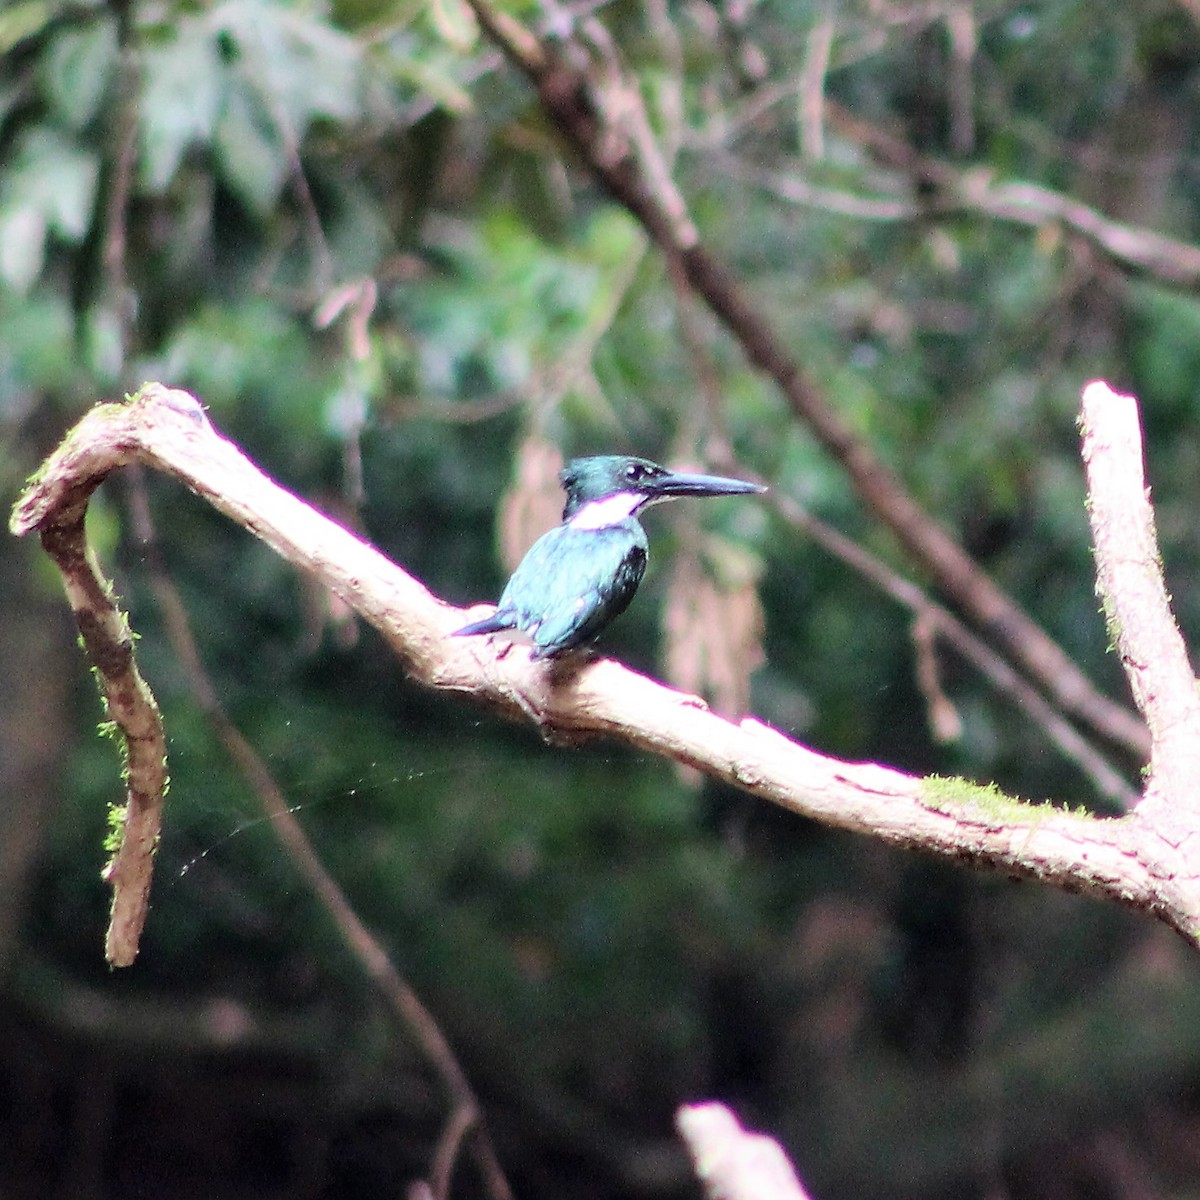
<box><xmin>458</xmin><ymin>0</ymin><xmax>1149</xmax><ymax>762</ymax></box>
<box><xmin>642</xmin><ymin>0</ymin><xmax>685</xmax><ymax>164</ymax></box>
<box><xmin>758</xmin><ymin>487</ymin><xmax>1139</xmax><ymax>811</ymax></box>
<box><xmin>717</xmin><ymin>110</ymin><xmax>1200</xmax><ymax>289</ymax></box>
<box><xmin>715</xmin><ymin>157</ymin><xmax>921</xmax><ymax>220</ymax></box>
<box><xmin>240</xmin><ymin>29</ymin><xmax>333</xmax><ymax>293</ymax></box>
<box><xmin>121</xmin><ymin>483</ymin><xmax>512</xmax><ymax>1200</ymax></box>
<box><xmin>99</xmin><ymin>0</ymin><xmax>139</xmax><ymax>367</ymax></box>
<box><xmin>380</xmin><ymin>391</ymin><xmax>528</xmax><ymax>425</ymax></box>
<box><xmin>823</xmin><ymin>102</ymin><xmax>1200</xmax><ymax>288</ymax></box>
<box><xmin>677</xmin><ymin>1103</ymin><xmax>813</xmax><ymax>1200</ymax></box>
<box><xmin>14</xmin><ymin>384</ymin><xmax>1200</xmax><ymax>957</ymax></box>
<box><xmin>798</xmin><ymin>7</ymin><xmax>834</xmax><ymax>161</ymax></box>
<box><xmin>944</xmin><ymin>4</ymin><xmax>976</xmax><ymax>156</ymax></box>
<box><xmin>912</xmin><ymin>609</ymin><xmax>963</xmax><ymax>744</ymax></box>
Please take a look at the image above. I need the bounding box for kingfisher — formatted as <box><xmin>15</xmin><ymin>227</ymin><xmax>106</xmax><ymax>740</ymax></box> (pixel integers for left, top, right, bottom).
<box><xmin>453</xmin><ymin>455</ymin><xmax>764</xmax><ymax>660</ymax></box>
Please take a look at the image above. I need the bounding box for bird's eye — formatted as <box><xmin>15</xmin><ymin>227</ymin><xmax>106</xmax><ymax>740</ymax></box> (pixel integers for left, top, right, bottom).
<box><xmin>625</xmin><ymin>463</ymin><xmax>647</xmax><ymax>482</ymax></box>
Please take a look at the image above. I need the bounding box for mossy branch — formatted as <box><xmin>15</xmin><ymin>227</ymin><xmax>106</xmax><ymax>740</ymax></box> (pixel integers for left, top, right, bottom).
<box><xmin>1080</xmin><ymin>381</ymin><xmax>1200</xmax><ymax>837</ymax></box>
<box><xmin>12</xmin><ymin>381</ymin><xmax>1200</xmax><ymax>961</ymax></box>
<box><xmin>12</xmin><ymin>396</ymin><xmax>170</xmax><ymax>966</ymax></box>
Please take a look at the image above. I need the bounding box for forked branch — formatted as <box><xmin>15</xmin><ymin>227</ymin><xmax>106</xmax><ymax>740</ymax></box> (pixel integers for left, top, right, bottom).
<box><xmin>10</xmin><ymin>382</ymin><xmax>1200</xmax><ymax>959</ymax></box>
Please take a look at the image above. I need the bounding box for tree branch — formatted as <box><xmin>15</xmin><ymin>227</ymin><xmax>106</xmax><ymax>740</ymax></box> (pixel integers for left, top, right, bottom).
<box><xmin>27</xmin><ymin>440</ymin><xmax>167</xmax><ymax>967</ymax></box>
<box><xmin>1080</xmin><ymin>381</ymin><xmax>1200</xmax><ymax>838</ymax></box>
<box><xmin>677</xmin><ymin>1103</ymin><xmax>813</xmax><ymax>1200</ymax></box>
<box><xmin>761</xmin><ymin>487</ymin><xmax>1139</xmax><ymax>811</ymax></box>
<box><xmin>12</xmin><ymin>383</ymin><xmax>1200</xmax><ymax>958</ymax></box>
<box><xmin>823</xmin><ymin>102</ymin><xmax>1200</xmax><ymax>288</ymax></box>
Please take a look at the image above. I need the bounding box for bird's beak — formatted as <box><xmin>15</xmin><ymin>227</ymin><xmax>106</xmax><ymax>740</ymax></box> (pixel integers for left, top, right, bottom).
<box><xmin>650</xmin><ymin>470</ymin><xmax>766</xmax><ymax>499</ymax></box>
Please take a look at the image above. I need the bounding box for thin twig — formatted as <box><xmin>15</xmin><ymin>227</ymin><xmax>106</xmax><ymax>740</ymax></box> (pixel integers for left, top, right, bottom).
<box><xmin>944</xmin><ymin>3</ymin><xmax>976</xmax><ymax>156</ymax></box>
<box><xmin>824</xmin><ymin>101</ymin><xmax>1200</xmax><ymax>288</ymax></box>
<box><xmin>239</xmin><ymin>30</ymin><xmax>334</xmax><ymax>292</ymax></box>
<box><xmin>761</xmin><ymin>488</ymin><xmax>1139</xmax><ymax>810</ymax></box>
<box><xmin>721</xmin><ymin>143</ymin><xmax>1200</xmax><ymax>293</ymax></box>
<box><xmin>799</xmin><ymin>8</ymin><xmax>834</xmax><ymax>161</ymax></box>
<box><xmin>380</xmin><ymin>390</ymin><xmax>528</xmax><ymax>425</ymax></box>
<box><xmin>430</xmin><ymin>1101</ymin><xmax>479</xmax><ymax>1200</ymax></box>
<box><xmin>716</xmin><ymin>155</ymin><xmax>922</xmax><ymax>220</ymax></box>
<box><xmin>912</xmin><ymin>609</ymin><xmax>963</xmax><ymax>744</ymax></box>
<box><xmin>642</xmin><ymin>0</ymin><xmax>685</xmax><ymax>164</ymax></box>
<box><xmin>121</xmin><ymin>475</ymin><xmax>514</xmax><ymax>1200</ymax></box>
<box><xmin>100</xmin><ymin>0</ymin><xmax>140</xmax><ymax>367</ymax></box>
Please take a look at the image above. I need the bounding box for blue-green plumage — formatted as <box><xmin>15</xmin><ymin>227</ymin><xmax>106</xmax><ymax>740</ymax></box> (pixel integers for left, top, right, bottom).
<box><xmin>454</xmin><ymin>455</ymin><xmax>764</xmax><ymax>660</ymax></box>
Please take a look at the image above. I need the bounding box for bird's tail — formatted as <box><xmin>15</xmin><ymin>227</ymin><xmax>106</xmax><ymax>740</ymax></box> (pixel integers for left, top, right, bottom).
<box><xmin>452</xmin><ymin>612</ymin><xmax>515</xmax><ymax>639</ymax></box>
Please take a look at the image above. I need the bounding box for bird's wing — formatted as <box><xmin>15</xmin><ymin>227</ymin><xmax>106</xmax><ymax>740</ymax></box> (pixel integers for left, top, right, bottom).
<box><xmin>500</xmin><ymin>523</ymin><xmax>648</xmax><ymax>657</ymax></box>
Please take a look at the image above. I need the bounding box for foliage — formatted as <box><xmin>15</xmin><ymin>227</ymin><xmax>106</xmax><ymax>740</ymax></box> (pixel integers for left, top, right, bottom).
<box><xmin>6</xmin><ymin>0</ymin><xmax>1200</xmax><ymax>1197</ymax></box>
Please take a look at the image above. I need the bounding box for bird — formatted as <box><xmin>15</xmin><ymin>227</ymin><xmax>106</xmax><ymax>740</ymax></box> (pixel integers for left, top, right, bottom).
<box><xmin>453</xmin><ymin>454</ymin><xmax>765</xmax><ymax>660</ymax></box>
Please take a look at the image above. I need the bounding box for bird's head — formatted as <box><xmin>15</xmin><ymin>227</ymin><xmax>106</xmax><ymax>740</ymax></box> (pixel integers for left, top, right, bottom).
<box><xmin>559</xmin><ymin>456</ymin><xmax>764</xmax><ymax>527</ymax></box>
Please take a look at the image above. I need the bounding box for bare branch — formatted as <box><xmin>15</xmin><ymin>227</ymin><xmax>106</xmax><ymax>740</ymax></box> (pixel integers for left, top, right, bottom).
<box><xmin>27</xmin><ymin>476</ymin><xmax>166</xmax><ymax>967</ymax></box>
<box><xmin>824</xmin><ymin>103</ymin><xmax>1200</xmax><ymax>289</ymax></box>
<box><xmin>722</xmin><ymin>132</ymin><xmax>1200</xmax><ymax>294</ymax></box>
<box><xmin>1080</xmin><ymin>381</ymin><xmax>1200</xmax><ymax>833</ymax></box>
<box><xmin>719</xmin><ymin>155</ymin><xmax>920</xmax><ymax>221</ymax></box>
<box><xmin>799</xmin><ymin>9</ymin><xmax>834</xmax><ymax>161</ymax></box>
<box><xmin>760</xmin><ymin>490</ymin><xmax>1139</xmax><ymax>811</ymax></box>
<box><xmin>12</xmin><ymin>384</ymin><xmax>1200</xmax><ymax>950</ymax></box>
<box><xmin>717</xmin><ymin>111</ymin><xmax>1200</xmax><ymax>290</ymax></box>
<box><xmin>944</xmin><ymin>4</ymin><xmax>976</xmax><ymax>155</ymax></box>
<box><xmin>99</xmin><ymin>0</ymin><xmax>139</xmax><ymax>366</ymax></box>
<box><xmin>912</xmin><ymin>610</ymin><xmax>963</xmax><ymax>744</ymax></box>
<box><xmin>238</xmin><ymin>27</ymin><xmax>334</xmax><ymax>292</ymax></box>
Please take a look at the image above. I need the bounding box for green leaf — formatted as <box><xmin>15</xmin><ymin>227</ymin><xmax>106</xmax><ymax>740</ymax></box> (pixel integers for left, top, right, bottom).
<box><xmin>213</xmin><ymin>0</ymin><xmax>362</xmax><ymax>131</ymax></box>
<box><xmin>40</xmin><ymin>19</ymin><xmax>119</xmax><ymax>130</ymax></box>
<box><xmin>213</xmin><ymin>78</ymin><xmax>287</xmax><ymax>214</ymax></box>
<box><xmin>138</xmin><ymin>20</ymin><xmax>223</xmax><ymax>191</ymax></box>
<box><xmin>0</xmin><ymin>207</ymin><xmax>47</xmax><ymax>293</ymax></box>
<box><xmin>12</xmin><ymin>128</ymin><xmax>99</xmax><ymax>241</ymax></box>
<box><xmin>0</xmin><ymin>127</ymin><xmax>99</xmax><ymax>290</ymax></box>
<box><xmin>0</xmin><ymin>0</ymin><xmax>54</xmax><ymax>55</ymax></box>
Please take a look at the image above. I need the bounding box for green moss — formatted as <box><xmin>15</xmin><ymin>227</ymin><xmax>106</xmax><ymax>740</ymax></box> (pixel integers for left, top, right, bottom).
<box><xmin>921</xmin><ymin>775</ymin><xmax>1096</xmax><ymax>823</ymax></box>
<box><xmin>1097</xmin><ymin>593</ymin><xmax>1120</xmax><ymax>654</ymax></box>
<box><xmin>103</xmin><ymin>803</ymin><xmax>128</xmax><ymax>857</ymax></box>
<box><xmin>923</xmin><ymin>774</ymin><xmax>1017</xmax><ymax>816</ymax></box>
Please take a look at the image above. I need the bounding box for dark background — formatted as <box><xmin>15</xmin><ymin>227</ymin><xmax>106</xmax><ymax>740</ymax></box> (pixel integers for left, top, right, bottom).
<box><xmin>5</xmin><ymin>0</ymin><xmax>1200</xmax><ymax>1196</ymax></box>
